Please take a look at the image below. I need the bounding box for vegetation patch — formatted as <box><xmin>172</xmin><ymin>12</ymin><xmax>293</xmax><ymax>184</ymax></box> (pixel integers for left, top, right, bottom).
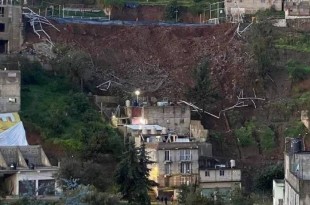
<box><xmin>20</xmin><ymin>57</ymin><xmax>121</xmax><ymax>153</ymax></box>
<box><xmin>276</xmin><ymin>33</ymin><xmax>310</xmax><ymax>53</ymax></box>
<box><xmin>286</xmin><ymin>60</ymin><xmax>310</xmax><ymax>81</ymax></box>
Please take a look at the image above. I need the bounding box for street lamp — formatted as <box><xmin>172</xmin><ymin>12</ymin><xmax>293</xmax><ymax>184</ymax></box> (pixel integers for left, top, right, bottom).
<box><xmin>135</xmin><ymin>90</ymin><xmax>140</xmax><ymax>102</ymax></box>
<box><xmin>175</xmin><ymin>10</ymin><xmax>179</xmax><ymax>23</ymax></box>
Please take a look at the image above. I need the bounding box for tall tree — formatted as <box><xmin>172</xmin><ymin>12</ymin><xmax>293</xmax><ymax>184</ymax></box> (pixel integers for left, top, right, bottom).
<box><xmin>187</xmin><ymin>59</ymin><xmax>217</xmax><ymax>111</ymax></box>
<box><xmin>115</xmin><ymin>141</ymin><xmax>156</xmax><ymax>205</ymax></box>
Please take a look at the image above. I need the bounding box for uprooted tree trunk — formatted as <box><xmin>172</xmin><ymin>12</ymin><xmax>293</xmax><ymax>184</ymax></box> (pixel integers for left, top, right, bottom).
<box><xmin>179</xmin><ymin>89</ymin><xmax>265</xmax><ymax>119</ymax></box>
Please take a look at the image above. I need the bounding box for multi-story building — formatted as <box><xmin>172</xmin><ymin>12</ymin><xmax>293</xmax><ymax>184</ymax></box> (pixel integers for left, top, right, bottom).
<box><xmin>124</xmin><ymin>124</ymin><xmax>212</xmax><ymax>198</ymax></box>
<box><xmin>199</xmin><ymin>158</ymin><xmax>241</xmax><ymax>198</ymax></box>
<box><xmin>125</xmin><ymin>103</ymin><xmax>191</xmax><ymax>135</ymax></box>
<box><xmin>0</xmin><ymin>145</ymin><xmax>60</xmax><ymax>196</ymax></box>
<box><xmin>283</xmin><ymin>138</ymin><xmax>310</xmax><ymax>205</ymax></box>
<box><xmin>0</xmin><ymin>1</ymin><xmax>23</xmax><ymax>54</ymax></box>
<box><xmin>285</xmin><ymin>0</ymin><xmax>310</xmax><ymax>18</ymax></box>
<box><xmin>225</xmin><ymin>0</ymin><xmax>282</xmax><ymax>16</ymax></box>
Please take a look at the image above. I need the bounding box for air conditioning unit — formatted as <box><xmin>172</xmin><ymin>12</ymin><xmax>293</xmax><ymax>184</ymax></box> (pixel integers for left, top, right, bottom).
<box><xmin>8</xmin><ymin>98</ymin><xmax>16</xmax><ymax>103</ymax></box>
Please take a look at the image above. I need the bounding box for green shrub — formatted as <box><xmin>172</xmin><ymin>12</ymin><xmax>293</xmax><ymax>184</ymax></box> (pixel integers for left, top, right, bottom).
<box><xmin>285</xmin><ymin>121</ymin><xmax>307</xmax><ymax>138</ymax></box>
<box><xmin>286</xmin><ymin>60</ymin><xmax>310</xmax><ymax>81</ymax></box>
<box><xmin>254</xmin><ymin>163</ymin><xmax>284</xmax><ymax>192</ymax></box>
<box><xmin>235</xmin><ymin>121</ymin><xmax>255</xmax><ymax>147</ymax></box>
<box><xmin>258</xmin><ymin>125</ymin><xmax>275</xmax><ymax>151</ymax></box>
<box><xmin>165</xmin><ymin>0</ymin><xmax>181</xmax><ymax>21</ymax></box>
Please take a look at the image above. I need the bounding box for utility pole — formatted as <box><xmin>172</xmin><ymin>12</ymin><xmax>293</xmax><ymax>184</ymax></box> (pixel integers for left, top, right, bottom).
<box><xmin>175</xmin><ymin>10</ymin><xmax>178</xmax><ymax>22</ymax></box>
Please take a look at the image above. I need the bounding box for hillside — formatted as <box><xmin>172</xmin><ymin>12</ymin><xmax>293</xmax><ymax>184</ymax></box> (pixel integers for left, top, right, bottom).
<box><xmin>23</xmin><ymin>19</ymin><xmax>310</xmax><ymax>192</ymax></box>
<box><xmin>25</xmin><ymin>22</ymin><xmax>250</xmax><ymax>100</ymax></box>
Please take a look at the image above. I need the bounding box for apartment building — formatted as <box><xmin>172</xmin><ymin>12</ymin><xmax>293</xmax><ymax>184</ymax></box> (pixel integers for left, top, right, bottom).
<box><xmin>199</xmin><ymin>157</ymin><xmax>241</xmax><ymax>197</ymax></box>
<box><xmin>283</xmin><ymin>138</ymin><xmax>310</xmax><ymax>205</ymax></box>
<box><xmin>0</xmin><ymin>1</ymin><xmax>23</xmax><ymax>54</ymax></box>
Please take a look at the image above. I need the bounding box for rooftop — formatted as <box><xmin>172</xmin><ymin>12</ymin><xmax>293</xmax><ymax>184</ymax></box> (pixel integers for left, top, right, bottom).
<box><xmin>0</xmin><ymin>145</ymin><xmax>53</xmax><ymax>170</ymax></box>
<box><xmin>125</xmin><ymin>124</ymin><xmax>164</xmax><ymax>131</ymax></box>
<box><xmin>158</xmin><ymin>142</ymin><xmax>199</xmax><ymax>150</ymax></box>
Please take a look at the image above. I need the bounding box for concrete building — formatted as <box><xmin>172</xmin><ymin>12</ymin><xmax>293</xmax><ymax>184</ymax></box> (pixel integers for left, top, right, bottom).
<box><xmin>199</xmin><ymin>158</ymin><xmax>241</xmax><ymax>198</ymax></box>
<box><xmin>285</xmin><ymin>0</ymin><xmax>310</xmax><ymax>18</ymax></box>
<box><xmin>273</xmin><ymin>179</ymin><xmax>284</xmax><ymax>205</ymax></box>
<box><xmin>225</xmin><ymin>0</ymin><xmax>282</xmax><ymax>16</ymax></box>
<box><xmin>0</xmin><ymin>70</ymin><xmax>20</xmax><ymax>112</ymax></box>
<box><xmin>124</xmin><ymin>124</ymin><xmax>212</xmax><ymax>198</ymax></box>
<box><xmin>284</xmin><ymin>138</ymin><xmax>310</xmax><ymax>205</ymax></box>
<box><xmin>0</xmin><ymin>145</ymin><xmax>59</xmax><ymax>196</ymax></box>
<box><xmin>0</xmin><ymin>1</ymin><xmax>23</xmax><ymax>53</ymax></box>
<box><xmin>125</xmin><ymin>104</ymin><xmax>191</xmax><ymax>135</ymax></box>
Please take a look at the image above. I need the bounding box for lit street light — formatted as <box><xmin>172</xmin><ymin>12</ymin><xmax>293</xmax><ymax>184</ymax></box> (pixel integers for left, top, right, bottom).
<box><xmin>135</xmin><ymin>90</ymin><xmax>140</xmax><ymax>102</ymax></box>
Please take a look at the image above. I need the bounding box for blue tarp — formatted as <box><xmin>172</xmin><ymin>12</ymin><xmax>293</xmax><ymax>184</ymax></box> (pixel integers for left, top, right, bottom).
<box><xmin>0</xmin><ymin>122</ymin><xmax>28</xmax><ymax>146</ymax></box>
<box><xmin>50</xmin><ymin>17</ymin><xmax>213</xmax><ymax>27</ymax></box>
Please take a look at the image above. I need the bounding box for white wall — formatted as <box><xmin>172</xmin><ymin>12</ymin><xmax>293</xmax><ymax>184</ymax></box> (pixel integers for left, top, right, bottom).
<box><xmin>10</xmin><ymin>169</ymin><xmax>59</xmax><ymax>196</ymax></box>
<box><xmin>199</xmin><ymin>169</ymin><xmax>241</xmax><ymax>183</ymax></box>
<box><xmin>273</xmin><ymin>180</ymin><xmax>284</xmax><ymax>205</ymax></box>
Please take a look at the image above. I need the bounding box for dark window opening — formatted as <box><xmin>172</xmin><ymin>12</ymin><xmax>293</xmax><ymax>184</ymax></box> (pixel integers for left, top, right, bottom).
<box><xmin>0</xmin><ymin>7</ymin><xmax>4</xmax><ymax>17</ymax></box>
<box><xmin>19</xmin><ymin>180</ymin><xmax>35</xmax><ymax>195</ymax></box>
<box><xmin>38</xmin><ymin>179</ymin><xmax>55</xmax><ymax>196</ymax></box>
<box><xmin>0</xmin><ymin>40</ymin><xmax>8</xmax><ymax>53</ymax></box>
<box><xmin>0</xmin><ymin>23</ymin><xmax>5</xmax><ymax>32</ymax></box>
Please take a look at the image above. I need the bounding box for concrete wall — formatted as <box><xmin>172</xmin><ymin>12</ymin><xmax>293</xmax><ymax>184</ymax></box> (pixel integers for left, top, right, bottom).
<box><xmin>225</xmin><ymin>0</ymin><xmax>282</xmax><ymax>15</ymax></box>
<box><xmin>0</xmin><ymin>70</ymin><xmax>20</xmax><ymax>112</ymax></box>
<box><xmin>273</xmin><ymin>180</ymin><xmax>284</xmax><ymax>205</ymax></box>
<box><xmin>199</xmin><ymin>169</ymin><xmax>241</xmax><ymax>183</ymax></box>
<box><xmin>142</xmin><ymin>106</ymin><xmax>191</xmax><ymax>135</ymax></box>
<box><xmin>6</xmin><ymin>170</ymin><xmax>58</xmax><ymax>196</ymax></box>
<box><xmin>291</xmin><ymin>153</ymin><xmax>310</xmax><ymax>180</ymax></box>
<box><xmin>200</xmin><ymin>181</ymin><xmax>241</xmax><ymax>189</ymax></box>
<box><xmin>284</xmin><ymin>152</ymin><xmax>310</xmax><ymax>205</ymax></box>
<box><xmin>285</xmin><ymin>181</ymin><xmax>300</xmax><ymax>205</ymax></box>
<box><xmin>0</xmin><ymin>5</ymin><xmax>23</xmax><ymax>53</ymax></box>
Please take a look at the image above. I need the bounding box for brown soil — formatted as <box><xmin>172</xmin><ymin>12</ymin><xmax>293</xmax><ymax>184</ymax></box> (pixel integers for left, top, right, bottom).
<box><xmin>25</xmin><ymin>22</ymin><xmax>251</xmax><ymax>102</ymax></box>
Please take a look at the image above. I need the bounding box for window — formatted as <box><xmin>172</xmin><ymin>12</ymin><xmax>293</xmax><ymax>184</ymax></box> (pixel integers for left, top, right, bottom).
<box><xmin>180</xmin><ymin>150</ymin><xmax>191</xmax><ymax>161</ymax></box>
<box><xmin>220</xmin><ymin>170</ymin><xmax>225</xmax><ymax>176</ymax></box>
<box><xmin>38</xmin><ymin>180</ymin><xmax>55</xmax><ymax>196</ymax></box>
<box><xmin>180</xmin><ymin>177</ymin><xmax>191</xmax><ymax>185</ymax></box>
<box><xmin>19</xmin><ymin>180</ymin><xmax>35</xmax><ymax>195</ymax></box>
<box><xmin>205</xmin><ymin>170</ymin><xmax>210</xmax><ymax>177</ymax></box>
<box><xmin>164</xmin><ymin>150</ymin><xmax>170</xmax><ymax>161</ymax></box>
<box><xmin>180</xmin><ymin>162</ymin><xmax>191</xmax><ymax>174</ymax></box>
<box><xmin>165</xmin><ymin>164</ymin><xmax>171</xmax><ymax>175</ymax></box>
<box><xmin>180</xmin><ymin>177</ymin><xmax>187</xmax><ymax>184</ymax></box>
<box><xmin>0</xmin><ymin>7</ymin><xmax>4</xmax><ymax>17</ymax></box>
<box><xmin>0</xmin><ymin>23</ymin><xmax>5</xmax><ymax>32</ymax></box>
<box><xmin>180</xmin><ymin>119</ymin><xmax>184</xmax><ymax>124</ymax></box>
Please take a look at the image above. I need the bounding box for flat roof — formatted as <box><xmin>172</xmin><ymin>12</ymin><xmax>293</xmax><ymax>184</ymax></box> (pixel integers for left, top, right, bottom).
<box><xmin>125</xmin><ymin>124</ymin><xmax>164</xmax><ymax>130</ymax></box>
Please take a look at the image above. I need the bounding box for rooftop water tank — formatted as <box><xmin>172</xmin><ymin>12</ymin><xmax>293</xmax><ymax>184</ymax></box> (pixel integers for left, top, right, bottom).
<box><xmin>162</xmin><ymin>127</ymin><xmax>167</xmax><ymax>134</ymax></box>
<box><xmin>291</xmin><ymin>138</ymin><xmax>302</xmax><ymax>153</ymax></box>
<box><xmin>142</xmin><ymin>127</ymin><xmax>148</xmax><ymax>135</ymax></box>
<box><xmin>230</xmin><ymin>159</ymin><xmax>236</xmax><ymax>168</ymax></box>
<box><xmin>125</xmin><ymin>100</ymin><xmax>131</xmax><ymax>107</ymax></box>
<box><xmin>151</xmin><ymin>126</ymin><xmax>156</xmax><ymax>135</ymax></box>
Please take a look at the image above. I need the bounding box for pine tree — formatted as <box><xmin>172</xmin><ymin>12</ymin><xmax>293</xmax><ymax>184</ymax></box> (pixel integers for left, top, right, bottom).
<box><xmin>115</xmin><ymin>141</ymin><xmax>156</xmax><ymax>205</ymax></box>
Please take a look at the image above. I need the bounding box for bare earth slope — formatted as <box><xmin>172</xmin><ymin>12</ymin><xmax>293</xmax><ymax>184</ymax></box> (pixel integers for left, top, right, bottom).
<box><xmin>25</xmin><ymin>22</ymin><xmax>249</xmax><ymax>100</ymax></box>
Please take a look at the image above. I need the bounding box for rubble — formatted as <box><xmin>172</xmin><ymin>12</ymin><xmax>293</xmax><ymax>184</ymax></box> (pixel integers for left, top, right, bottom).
<box><xmin>25</xmin><ymin>22</ymin><xmax>251</xmax><ymax>101</ymax></box>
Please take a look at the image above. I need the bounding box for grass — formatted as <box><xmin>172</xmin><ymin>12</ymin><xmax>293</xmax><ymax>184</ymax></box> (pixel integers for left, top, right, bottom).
<box><xmin>20</xmin><ymin>65</ymin><xmax>109</xmax><ymax>151</ymax></box>
<box><xmin>276</xmin><ymin>34</ymin><xmax>310</xmax><ymax>53</ymax></box>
